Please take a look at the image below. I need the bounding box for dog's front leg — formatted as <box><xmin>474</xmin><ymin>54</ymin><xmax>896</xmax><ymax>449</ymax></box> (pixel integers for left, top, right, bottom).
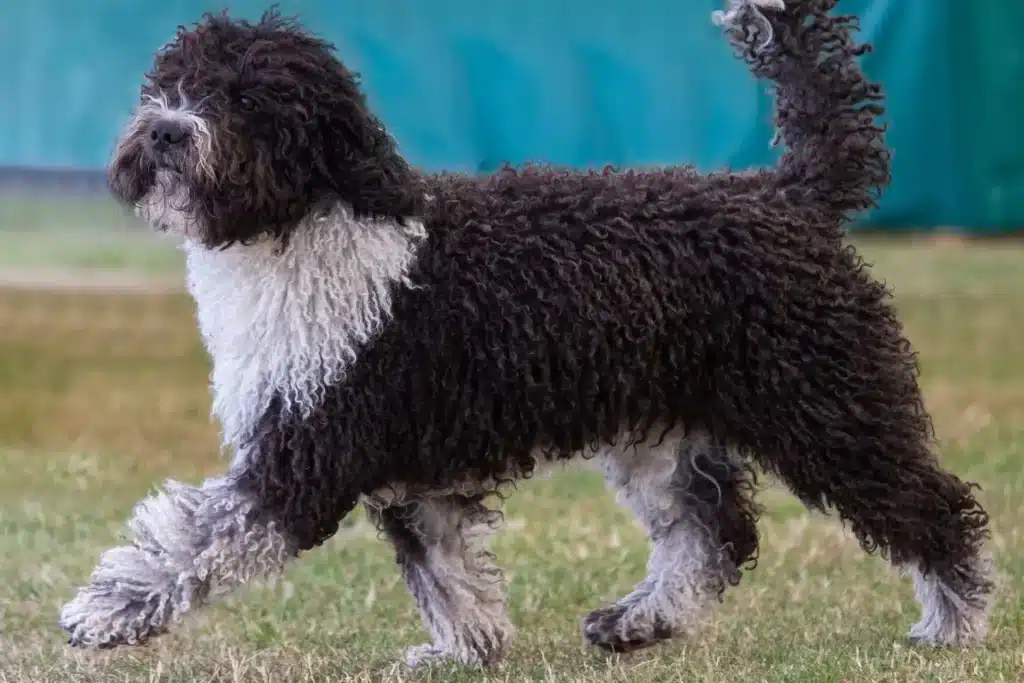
<box><xmin>59</xmin><ymin>471</ymin><xmax>297</xmax><ymax>648</ymax></box>
<box><xmin>60</xmin><ymin>395</ymin><xmax>364</xmax><ymax>649</ymax></box>
<box><xmin>60</xmin><ymin>388</ymin><xmax>368</xmax><ymax>649</ymax></box>
<box><xmin>368</xmin><ymin>495</ymin><xmax>512</xmax><ymax>669</ymax></box>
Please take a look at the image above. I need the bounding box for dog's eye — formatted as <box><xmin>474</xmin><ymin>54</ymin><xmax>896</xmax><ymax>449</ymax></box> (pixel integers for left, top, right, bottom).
<box><xmin>239</xmin><ymin>95</ymin><xmax>256</xmax><ymax>111</ymax></box>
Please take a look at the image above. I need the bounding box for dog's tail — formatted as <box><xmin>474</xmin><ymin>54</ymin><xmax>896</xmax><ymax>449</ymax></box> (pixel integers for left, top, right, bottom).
<box><xmin>714</xmin><ymin>0</ymin><xmax>891</xmax><ymax>221</ymax></box>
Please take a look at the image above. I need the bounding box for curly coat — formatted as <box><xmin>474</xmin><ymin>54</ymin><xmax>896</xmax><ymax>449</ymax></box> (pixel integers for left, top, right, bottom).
<box><xmin>61</xmin><ymin>0</ymin><xmax>993</xmax><ymax>667</ymax></box>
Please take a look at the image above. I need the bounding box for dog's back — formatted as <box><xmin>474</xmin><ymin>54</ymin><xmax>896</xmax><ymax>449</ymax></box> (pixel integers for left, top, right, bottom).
<box><xmin>364</xmin><ymin>159</ymin><xmax>871</xmax><ymax>474</ymax></box>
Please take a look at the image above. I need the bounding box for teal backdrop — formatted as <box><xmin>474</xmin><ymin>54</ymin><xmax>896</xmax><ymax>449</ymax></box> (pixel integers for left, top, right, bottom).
<box><xmin>1</xmin><ymin>1</ymin><xmax>1021</xmax><ymax>230</ymax></box>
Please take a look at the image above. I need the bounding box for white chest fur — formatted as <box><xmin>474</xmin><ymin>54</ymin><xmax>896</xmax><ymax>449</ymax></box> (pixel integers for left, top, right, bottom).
<box><xmin>183</xmin><ymin>207</ymin><xmax>426</xmax><ymax>455</ymax></box>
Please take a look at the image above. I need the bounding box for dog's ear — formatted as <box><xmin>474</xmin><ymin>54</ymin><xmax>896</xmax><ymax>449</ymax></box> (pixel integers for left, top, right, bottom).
<box><xmin>306</xmin><ymin>63</ymin><xmax>425</xmax><ymax>223</ymax></box>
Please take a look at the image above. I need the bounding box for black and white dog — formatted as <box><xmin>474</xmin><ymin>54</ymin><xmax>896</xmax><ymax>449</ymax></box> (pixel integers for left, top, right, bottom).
<box><xmin>61</xmin><ymin>0</ymin><xmax>994</xmax><ymax>667</ymax></box>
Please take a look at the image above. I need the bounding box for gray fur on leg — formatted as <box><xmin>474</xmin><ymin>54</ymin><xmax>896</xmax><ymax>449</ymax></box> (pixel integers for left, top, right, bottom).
<box><xmin>906</xmin><ymin>555</ymin><xmax>995</xmax><ymax>647</ymax></box>
<box><xmin>370</xmin><ymin>495</ymin><xmax>512</xmax><ymax>668</ymax></box>
<box><xmin>584</xmin><ymin>432</ymin><xmax>744</xmax><ymax>652</ymax></box>
<box><xmin>60</xmin><ymin>477</ymin><xmax>294</xmax><ymax>648</ymax></box>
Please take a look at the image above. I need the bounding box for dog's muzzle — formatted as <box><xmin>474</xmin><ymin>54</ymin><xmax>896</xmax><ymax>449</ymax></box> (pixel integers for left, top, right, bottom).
<box><xmin>148</xmin><ymin>118</ymin><xmax>190</xmax><ymax>153</ymax></box>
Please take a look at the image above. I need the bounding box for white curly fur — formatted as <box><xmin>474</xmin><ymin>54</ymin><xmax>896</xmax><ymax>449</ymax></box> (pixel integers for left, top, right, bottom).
<box><xmin>184</xmin><ymin>206</ymin><xmax>426</xmax><ymax>455</ymax></box>
<box><xmin>59</xmin><ymin>477</ymin><xmax>292</xmax><ymax>647</ymax></box>
<box><xmin>906</xmin><ymin>558</ymin><xmax>995</xmax><ymax>647</ymax></box>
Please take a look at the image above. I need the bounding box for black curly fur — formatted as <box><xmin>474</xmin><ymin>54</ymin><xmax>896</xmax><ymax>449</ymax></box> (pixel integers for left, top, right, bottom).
<box><xmin>113</xmin><ymin>0</ymin><xmax>992</xmax><ymax>631</ymax></box>
<box><xmin>722</xmin><ymin>0</ymin><xmax>891</xmax><ymax>223</ymax></box>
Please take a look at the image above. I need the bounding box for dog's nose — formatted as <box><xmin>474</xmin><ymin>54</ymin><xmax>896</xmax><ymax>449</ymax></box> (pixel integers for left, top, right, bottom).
<box><xmin>149</xmin><ymin>119</ymin><xmax>188</xmax><ymax>150</ymax></box>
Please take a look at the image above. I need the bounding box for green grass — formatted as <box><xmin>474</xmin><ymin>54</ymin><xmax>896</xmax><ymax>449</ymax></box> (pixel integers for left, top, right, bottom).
<box><xmin>0</xmin><ymin>196</ymin><xmax>183</xmax><ymax>275</ymax></box>
<box><xmin>0</xmin><ymin>195</ymin><xmax>132</xmax><ymax>232</ymax></box>
<box><xmin>0</xmin><ymin>238</ymin><xmax>1022</xmax><ymax>682</ymax></box>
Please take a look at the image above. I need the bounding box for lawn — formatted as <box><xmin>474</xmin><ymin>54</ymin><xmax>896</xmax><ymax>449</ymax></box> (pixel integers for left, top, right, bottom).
<box><xmin>0</xmin><ymin>196</ymin><xmax>183</xmax><ymax>277</ymax></box>
<box><xmin>0</xmin><ymin>233</ymin><xmax>1021</xmax><ymax>682</ymax></box>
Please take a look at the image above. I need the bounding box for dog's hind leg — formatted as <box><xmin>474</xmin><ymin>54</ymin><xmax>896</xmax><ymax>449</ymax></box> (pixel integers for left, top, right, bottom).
<box><xmin>583</xmin><ymin>431</ymin><xmax>760</xmax><ymax>652</ymax></box>
<box><xmin>59</xmin><ymin>472</ymin><xmax>298</xmax><ymax>648</ymax></box>
<box><xmin>719</xmin><ymin>271</ymin><xmax>996</xmax><ymax>646</ymax></box>
<box><xmin>762</xmin><ymin>408</ymin><xmax>995</xmax><ymax>647</ymax></box>
<box><xmin>370</xmin><ymin>494</ymin><xmax>513</xmax><ymax>668</ymax></box>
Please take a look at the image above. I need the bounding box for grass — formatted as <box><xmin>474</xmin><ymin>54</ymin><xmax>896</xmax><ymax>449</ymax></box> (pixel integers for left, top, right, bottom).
<box><xmin>0</xmin><ymin>196</ymin><xmax>183</xmax><ymax>276</ymax></box>
<box><xmin>0</xmin><ymin>237</ymin><xmax>1022</xmax><ymax>682</ymax></box>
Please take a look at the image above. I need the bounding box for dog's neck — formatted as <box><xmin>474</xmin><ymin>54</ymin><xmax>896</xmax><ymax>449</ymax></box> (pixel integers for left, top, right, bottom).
<box><xmin>183</xmin><ymin>205</ymin><xmax>426</xmax><ymax>454</ymax></box>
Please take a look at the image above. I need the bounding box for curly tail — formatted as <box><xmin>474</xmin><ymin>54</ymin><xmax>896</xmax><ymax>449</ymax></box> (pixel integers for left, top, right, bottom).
<box><xmin>714</xmin><ymin>0</ymin><xmax>891</xmax><ymax>221</ymax></box>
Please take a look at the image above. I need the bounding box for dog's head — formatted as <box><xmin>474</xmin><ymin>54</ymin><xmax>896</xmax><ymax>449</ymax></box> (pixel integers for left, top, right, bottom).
<box><xmin>110</xmin><ymin>9</ymin><xmax>422</xmax><ymax>247</ymax></box>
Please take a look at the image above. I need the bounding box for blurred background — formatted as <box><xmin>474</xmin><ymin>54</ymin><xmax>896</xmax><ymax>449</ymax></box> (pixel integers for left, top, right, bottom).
<box><xmin>1</xmin><ymin>2</ymin><xmax>1022</xmax><ymax>680</ymax></box>
<box><xmin>2</xmin><ymin>0</ymin><xmax>1022</xmax><ymax>230</ymax></box>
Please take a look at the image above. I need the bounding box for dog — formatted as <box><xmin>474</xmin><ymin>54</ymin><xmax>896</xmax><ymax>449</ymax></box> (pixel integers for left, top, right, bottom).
<box><xmin>60</xmin><ymin>0</ymin><xmax>994</xmax><ymax>668</ymax></box>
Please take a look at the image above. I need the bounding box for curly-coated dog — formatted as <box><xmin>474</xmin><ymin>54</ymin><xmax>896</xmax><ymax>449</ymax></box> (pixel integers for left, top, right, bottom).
<box><xmin>61</xmin><ymin>0</ymin><xmax>994</xmax><ymax>667</ymax></box>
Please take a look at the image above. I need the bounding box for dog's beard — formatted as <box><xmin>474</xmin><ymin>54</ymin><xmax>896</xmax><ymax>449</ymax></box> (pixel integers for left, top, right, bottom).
<box><xmin>135</xmin><ymin>170</ymin><xmax>203</xmax><ymax>240</ymax></box>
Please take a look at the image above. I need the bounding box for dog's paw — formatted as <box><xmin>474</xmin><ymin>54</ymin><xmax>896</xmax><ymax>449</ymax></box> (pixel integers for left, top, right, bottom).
<box><xmin>908</xmin><ymin>614</ymin><xmax>988</xmax><ymax>648</ymax></box>
<box><xmin>582</xmin><ymin>603</ymin><xmax>673</xmax><ymax>654</ymax></box>
<box><xmin>405</xmin><ymin>644</ymin><xmax>460</xmax><ymax>669</ymax></box>
<box><xmin>60</xmin><ymin>585</ymin><xmax>169</xmax><ymax>648</ymax></box>
<box><xmin>59</xmin><ymin>545</ymin><xmax>189</xmax><ymax>649</ymax></box>
<box><xmin>404</xmin><ymin>637</ymin><xmax>507</xmax><ymax>669</ymax></box>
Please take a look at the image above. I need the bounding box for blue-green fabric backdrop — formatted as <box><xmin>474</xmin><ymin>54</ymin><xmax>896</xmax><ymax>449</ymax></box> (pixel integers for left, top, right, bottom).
<box><xmin>1</xmin><ymin>1</ymin><xmax>1021</xmax><ymax>230</ymax></box>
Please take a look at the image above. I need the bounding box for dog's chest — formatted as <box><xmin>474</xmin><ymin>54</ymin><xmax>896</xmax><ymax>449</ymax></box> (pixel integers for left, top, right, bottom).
<box><xmin>182</xmin><ymin>211</ymin><xmax>425</xmax><ymax>452</ymax></box>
